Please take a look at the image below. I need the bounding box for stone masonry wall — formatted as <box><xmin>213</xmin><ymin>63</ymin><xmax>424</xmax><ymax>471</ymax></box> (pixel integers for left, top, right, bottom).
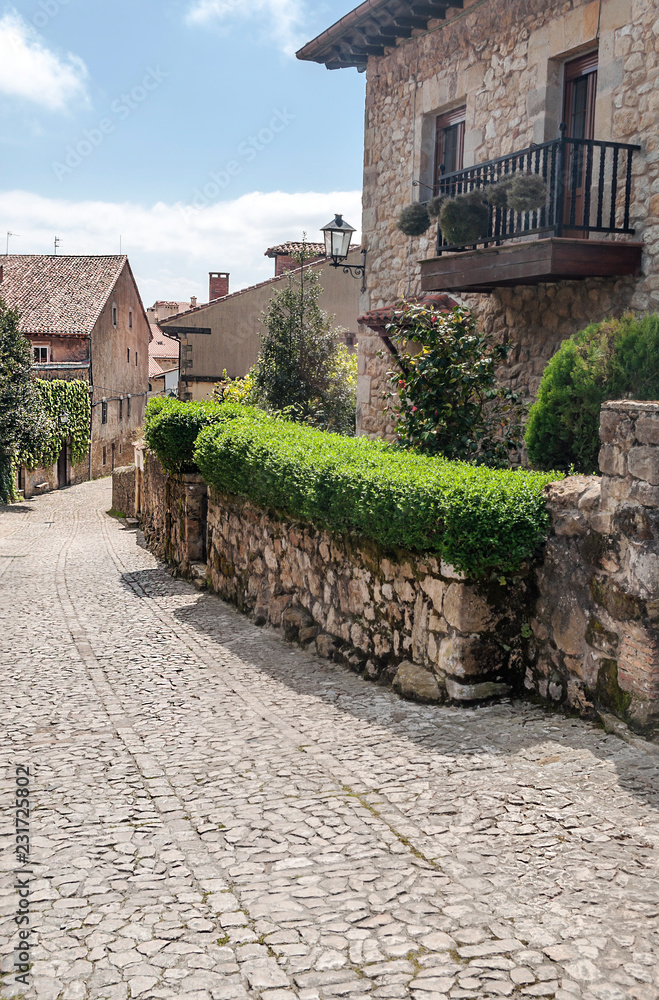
<box><xmin>137</xmin><ymin>402</ymin><xmax>659</xmax><ymax>734</ymax></box>
<box><xmin>204</xmin><ymin>490</ymin><xmax>532</xmax><ymax>704</ymax></box>
<box><xmin>528</xmin><ymin>401</ymin><xmax>659</xmax><ymax>734</ymax></box>
<box><xmin>111</xmin><ymin>465</ymin><xmax>136</xmax><ymax>518</ymax></box>
<box><xmin>357</xmin><ymin>0</ymin><xmax>659</xmax><ymax>437</ymax></box>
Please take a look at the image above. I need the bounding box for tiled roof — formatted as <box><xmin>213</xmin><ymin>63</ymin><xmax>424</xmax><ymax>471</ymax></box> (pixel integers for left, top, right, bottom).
<box><xmin>358</xmin><ymin>294</ymin><xmax>457</xmax><ymax>336</ymax></box>
<box><xmin>0</xmin><ymin>255</ymin><xmax>127</xmax><ymax>336</ymax></box>
<box><xmin>149</xmin><ymin>356</ymin><xmax>165</xmax><ymax>378</ymax></box>
<box><xmin>149</xmin><ymin>324</ymin><xmax>180</xmax><ymax>360</ymax></box>
<box><xmin>160</xmin><ymin>248</ymin><xmax>364</xmax><ymax>328</ymax></box>
<box><xmin>264</xmin><ymin>242</ymin><xmax>325</xmax><ymax>258</ymax></box>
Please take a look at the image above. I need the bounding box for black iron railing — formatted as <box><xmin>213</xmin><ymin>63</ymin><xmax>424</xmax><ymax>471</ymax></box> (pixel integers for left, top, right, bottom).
<box><xmin>428</xmin><ymin>128</ymin><xmax>641</xmax><ymax>255</ymax></box>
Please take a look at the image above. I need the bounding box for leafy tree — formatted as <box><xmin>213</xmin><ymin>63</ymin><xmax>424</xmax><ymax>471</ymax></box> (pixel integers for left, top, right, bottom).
<box><xmin>0</xmin><ymin>298</ymin><xmax>44</xmax><ymax>502</ymax></box>
<box><xmin>385</xmin><ymin>301</ymin><xmax>523</xmax><ymax>467</ymax></box>
<box><xmin>526</xmin><ymin>313</ymin><xmax>659</xmax><ymax>473</ymax></box>
<box><xmin>253</xmin><ymin>243</ymin><xmax>356</xmax><ymax>434</ymax></box>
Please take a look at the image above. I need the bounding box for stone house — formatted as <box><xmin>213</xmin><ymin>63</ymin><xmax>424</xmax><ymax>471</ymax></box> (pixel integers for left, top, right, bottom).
<box><xmin>298</xmin><ymin>0</ymin><xmax>656</xmax><ymax>438</ymax></box>
<box><xmin>160</xmin><ymin>249</ymin><xmax>362</xmax><ymax>402</ymax></box>
<box><xmin>0</xmin><ymin>255</ymin><xmax>149</xmax><ymax>495</ymax></box>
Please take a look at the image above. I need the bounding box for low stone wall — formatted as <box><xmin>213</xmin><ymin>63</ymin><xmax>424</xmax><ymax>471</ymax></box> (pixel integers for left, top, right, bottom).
<box><xmin>528</xmin><ymin>402</ymin><xmax>659</xmax><ymax>733</ymax></box>
<box><xmin>111</xmin><ymin>465</ymin><xmax>136</xmax><ymax>517</ymax></box>
<box><xmin>205</xmin><ymin>489</ymin><xmax>533</xmax><ymax>703</ymax></box>
<box><xmin>138</xmin><ymin>401</ymin><xmax>659</xmax><ymax>735</ymax></box>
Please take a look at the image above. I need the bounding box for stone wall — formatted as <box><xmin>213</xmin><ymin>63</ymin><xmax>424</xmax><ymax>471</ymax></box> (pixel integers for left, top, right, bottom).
<box><xmin>528</xmin><ymin>401</ymin><xmax>659</xmax><ymax>733</ymax></box>
<box><xmin>204</xmin><ymin>490</ymin><xmax>532</xmax><ymax>704</ymax></box>
<box><xmin>356</xmin><ymin>0</ymin><xmax>659</xmax><ymax>437</ymax></box>
<box><xmin>138</xmin><ymin>402</ymin><xmax>659</xmax><ymax>735</ymax></box>
<box><xmin>111</xmin><ymin>465</ymin><xmax>136</xmax><ymax>518</ymax></box>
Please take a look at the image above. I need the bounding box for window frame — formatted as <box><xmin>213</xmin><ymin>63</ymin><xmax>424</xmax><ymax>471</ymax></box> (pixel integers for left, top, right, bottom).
<box><xmin>101</xmin><ymin>400</ymin><xmax>108</xmax><ymax>424</ymax></box>
<box><xmin>112</xmin><ymin>303</ymin><xmax>118</xmax><ymax>328</ymax></box>
<box><xmin>32</xmin><ymin>344</ymin><xmax>49</xmax><ymax>363</ymax></box>
<box><xmin>434</xmin><ymin>106</ymin><xmax>466</xmax><ymax>194</ymax></box>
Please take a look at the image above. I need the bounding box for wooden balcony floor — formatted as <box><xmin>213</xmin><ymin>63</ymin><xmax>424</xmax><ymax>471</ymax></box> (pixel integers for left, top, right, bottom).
<box><xmin>419</xmin><ymin>237</ymin><xmax>644</xmax><ymax>293</ymax></box>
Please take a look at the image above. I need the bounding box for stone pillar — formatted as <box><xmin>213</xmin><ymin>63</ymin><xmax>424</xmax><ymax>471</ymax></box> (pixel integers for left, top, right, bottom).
<box><xmin>598</xmin><ymin>401</ymin><xmax>659</xmax><ymax>716</ymax></box>
<box><xmin>179</xmin><ymin>474</ymin><xmax>208</xmax><ymax>569</ymax></box>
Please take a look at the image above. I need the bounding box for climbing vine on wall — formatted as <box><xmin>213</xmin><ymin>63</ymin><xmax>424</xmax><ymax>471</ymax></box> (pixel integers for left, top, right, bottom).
<box><xmin>18</xmin><ymin>380</ymin><xmax>91</xmax><ymax>470</ymax></box>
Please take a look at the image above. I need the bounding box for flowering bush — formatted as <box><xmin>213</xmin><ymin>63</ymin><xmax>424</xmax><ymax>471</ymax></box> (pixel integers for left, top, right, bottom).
<box><xmin>385</xmin><ymin>302</ymin><xmax>523</xmax><ymax>467</ymax></box>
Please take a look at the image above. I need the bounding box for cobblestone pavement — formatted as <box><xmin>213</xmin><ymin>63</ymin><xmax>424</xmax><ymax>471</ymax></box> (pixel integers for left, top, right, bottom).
<box><xmin>1</xmin><ymin>479</ymin><xmax>659</xmax><ymax>1000</ymax></box>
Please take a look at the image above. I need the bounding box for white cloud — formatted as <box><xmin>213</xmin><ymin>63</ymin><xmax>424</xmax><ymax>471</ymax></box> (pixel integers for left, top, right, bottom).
<box><xmin>0</xmin><ymin>10</ymin><xmax>89</xmax><ymax>111</ymax></box>
<box><xmin>186</xmin><ymin>0</ymin><xmax>305</xmax><ymax>57</ymax></box>
<box><xmin>0</xmin><ymin>188</ymin><xmax>362</xmax><ymax>302</ymax></box>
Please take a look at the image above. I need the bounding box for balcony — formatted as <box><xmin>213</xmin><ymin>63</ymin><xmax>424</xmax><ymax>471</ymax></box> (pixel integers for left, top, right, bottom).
<box><xmin>419</xmin><ymin>133</ymin><xmax>643</xmax><ymax>293</ymax></box>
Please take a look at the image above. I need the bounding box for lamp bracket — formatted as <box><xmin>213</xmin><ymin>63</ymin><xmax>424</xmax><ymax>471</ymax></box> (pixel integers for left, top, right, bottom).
<box><xmin>328</xmin><ymin>248</ymin><xmax>367</xmax><ymax>293</ymax></box>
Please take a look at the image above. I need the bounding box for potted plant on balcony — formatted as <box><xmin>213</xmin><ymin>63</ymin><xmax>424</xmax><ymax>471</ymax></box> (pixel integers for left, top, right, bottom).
<box><xmin>438</xmin><ymin>191</ymin><xmax>490</xmax><ymax>247</ymax></box>
<box><xmin>397</xmin><ymin>202</ymin><xmax>432</xmax><ymax>236</ymax></box>
<box><xmin>485</xmin><ymin>173</ymin><xmax>547</xmax><ymax>213</ymax></box>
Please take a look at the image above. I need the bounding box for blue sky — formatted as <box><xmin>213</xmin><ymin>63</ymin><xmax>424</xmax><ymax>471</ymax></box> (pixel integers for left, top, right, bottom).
<box><xmin>0</xmin><ymin>0</ymin><xmax>365</xmax><ymax>303</ymax></box>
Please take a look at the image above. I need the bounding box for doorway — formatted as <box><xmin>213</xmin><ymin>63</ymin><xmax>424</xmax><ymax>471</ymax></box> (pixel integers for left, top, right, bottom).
<box><xmin>57</xmin><ymin>443</ymin><xmax>68</xmax><ymax>488</ymax></box>
<box><xmin>562</xmin><ymin>51</ymin><xmax>598</xmax><ymax>233</ymax></box>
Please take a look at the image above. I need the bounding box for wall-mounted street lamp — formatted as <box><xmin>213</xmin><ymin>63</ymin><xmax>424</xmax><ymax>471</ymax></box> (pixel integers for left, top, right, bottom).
<box><xmin>321</xmin><ymin>214</ymin><xmax>366</xmax><ymax>293</ymax></box>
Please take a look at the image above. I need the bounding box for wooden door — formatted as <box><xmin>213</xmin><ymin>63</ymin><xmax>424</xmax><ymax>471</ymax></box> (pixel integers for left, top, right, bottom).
<box><xmin>562</xmin><ymin>52</ymin><xmax>598</xmax><ymax>233</ymax></box>
<box><xmin>434</xmin><ymin>106</ymin><xmax>466</xmax><ymax>194</ymax></box>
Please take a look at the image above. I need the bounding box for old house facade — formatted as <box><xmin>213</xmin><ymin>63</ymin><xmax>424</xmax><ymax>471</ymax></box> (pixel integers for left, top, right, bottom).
<box><xmin>160</xmin><ymin>249</ymin><xmax>362</xmax><ymax>401</ymax></box>
<box><xmin>299</xmin><ymin>0</ymin><xmax>656</xmax><ymax>438</ymax></box>
<box><xmin>0</xmin><ymin>255</ymin><xmax>149</xmax><ymax>494</ymax></box>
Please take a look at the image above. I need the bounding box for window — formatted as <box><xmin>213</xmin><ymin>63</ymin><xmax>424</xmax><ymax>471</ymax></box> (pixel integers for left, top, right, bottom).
<box><xmin>119</xmin><ymin>398</ymin><xmax>123</xmax><ymax>421</ymax></box>
<box><xmin>563</xmin><ymin>52</ymin><xmax>598</xmax><ymax>141</ymax></box>
<box><xmin>119</xmin><ymin>442</ymin><xmax>123</xmax><ymax>456</ymax></box>
<box><xmin>135</xmin><ymin>351</ymin><xmax>138</xmax><ymax>367</ymax></box>
<box><xmin>562</xmin><ymin>52</ymin><xmax>598</xmax><ymax>234</ymax></box>
<box><xmin>33</xmin><ymin>345</ymin><xmax>49</xmax><ymax>363</ymax></box>
<box><xmin>101</xmin><ymin>400</ymin><xmax>108</xmax><ymax>424</ymax></box>
<box><xmin>129</xmin><ymin>309</ymin><xmax>133</xmax><ymax>330</ymax></box>
<box><xmin>127</xmin><ymin>396</ymin><xmax>131</xmax><ymax>420</ymax></box>
<box><xmin>434</xmin><ymin>106</ymin><xmax>466</xmax><ymax>193</ymax></box>
<box><xmin>127</xmin><ymin>347</ymin><xmax>130</xmax><ymax>363</ymax></box>
<box><xmin>102</xmin><ymin>446</ymin><xmax>107</xmax><ymax>465</ymax></box>
<box><xmin>112</xmin><ymin>304</ymin><xmax>118</xmax><ymax>327</ymax></box>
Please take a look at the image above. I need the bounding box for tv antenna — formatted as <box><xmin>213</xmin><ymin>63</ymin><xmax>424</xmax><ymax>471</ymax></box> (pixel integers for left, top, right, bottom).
<box><xmin>5</xmin><ymin>231</ymin><xmax>20</xmax><ymax>254</ymax></box>
<box><xmin>54</xmin><ymin>236</ymin><xmax>61</xmax><ymax>255</ymax></box>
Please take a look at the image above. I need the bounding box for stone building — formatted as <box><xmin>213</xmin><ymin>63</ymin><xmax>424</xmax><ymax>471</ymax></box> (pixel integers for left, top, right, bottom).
<box><xmin>0</xmin><ymin>255</ymin><xmax>149</xmax><ymax>494</ymax></box>
<box><xmin>298</xmin><ymin>0</ymin><xmax>655</xmax><ymax>438</ymax></box>
<box><xmin>160</xmin><ymin>249</ymin><xmax>362</xmax><ymax>402</ymax></box>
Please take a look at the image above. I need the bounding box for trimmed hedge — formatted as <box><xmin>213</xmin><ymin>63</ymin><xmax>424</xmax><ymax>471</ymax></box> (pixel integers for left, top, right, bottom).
<box><xmin>193</xmin><ymin>418</ymin><xmax>560</xmax><ymax>579</ymax></box>
<box><xmin>144</xmin><ymin>398</ymin><xmax>267</xmax><ymax>473</ymax></box>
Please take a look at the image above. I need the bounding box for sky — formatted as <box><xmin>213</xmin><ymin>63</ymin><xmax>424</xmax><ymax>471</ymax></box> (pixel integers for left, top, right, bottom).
<box><xmin>0</xmin><ymin>0</ymin><xmax>365</xmax><ymax>304</ymax></box>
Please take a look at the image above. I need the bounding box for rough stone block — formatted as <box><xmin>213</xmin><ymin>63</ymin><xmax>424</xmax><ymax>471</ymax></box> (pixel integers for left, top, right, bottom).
<box><xmin>445</xmin><ymin>678</ymin><xmax>511</xmax><ymax>702</ymax></box>
<box><xmin>420</xmin><ymin>576</ymin><xmax>444</xmax><ymax>612</ymax></box>
<box><xmin>551</xmin><ymin>599</ymin><xmax>586</xmax><ymax>656</ymax></box>
<box><xmin>635</xmin><ymin>415</ymin><xmax>659</xmax><ymax>446</ymax></box>
<box><xmin>315</xmin><ymin>633</ymin><xmax>338</xmax><ymax>660</ymax></box>
<box><xmin>392</xmin><ymin>661</ymin><xmax>443</xmax><ymax>703</ymax></box>
<box><xmin>443</xmin><ymin>583</ymin><xmax>492</xmax><ymax>633</ymax></box>
<box><xmin>628</xmin><ymin>446</ymin><xmax>659</xmax><ymax>486</ymax></box>
<box><xmin>439</xmin><ymin>634</ymin><xmax>489</xmax><ymax>678</ymax></box>
<box><xmin>599</xmin><ymin>445</ymin><xmax>627</xmax><ymax>478</ymax></box>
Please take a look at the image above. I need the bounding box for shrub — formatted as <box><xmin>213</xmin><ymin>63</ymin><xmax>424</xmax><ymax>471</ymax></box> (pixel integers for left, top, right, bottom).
<box><xmin>526</xmin><ymin>313</ymin><xmax>659</xmax><ymax>473</ymax></box>
<box><xmin>144</xmin><ymin>397</ymin><xmax>267</xmax><ymax>473</ymax></box>
<box><xmin>194</xmin><ymin>417</ymin><xmax>559</xmax><ymax>579</ymax></box>
<box><xmin>485</xmin><ymin>174</ymin><xmax>547</xmax><ymax>213</ymax></box>
<box><xmin>439</xmin><ymin>191</ymin><xmax>489</xmax><ymax>246</ymax></box>
<box><xmin>385</xmin><ymin>302</ymin><xmax>523</xmax><ymax>467</ymax></box>
<box><xmin>214</xmin><ymin>369</ymin><xmax>257</xmax><ymax>406</ymax></box>
<box><xmin>397</xmin><ymin>203</ymin><xmax>432</xmax><ymax>236</ymax></box>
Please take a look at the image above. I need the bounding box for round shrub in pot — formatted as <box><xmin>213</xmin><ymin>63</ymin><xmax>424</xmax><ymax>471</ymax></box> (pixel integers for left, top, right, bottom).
<box><xmin>397</xmin><ymin>203</ymin><xmax>432</xmax><ymax>236</ymax></box>
<box><xmin>439</xmin><ymin>191</ymin><xmax>490</xmax><ymax>246</ymax></box>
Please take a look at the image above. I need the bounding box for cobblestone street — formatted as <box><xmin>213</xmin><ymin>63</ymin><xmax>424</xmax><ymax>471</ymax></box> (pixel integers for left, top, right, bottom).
<box><xmin>1</xmin><ymin>478</ymin><xmax>659</xmax><ymax>1000</ymax></box>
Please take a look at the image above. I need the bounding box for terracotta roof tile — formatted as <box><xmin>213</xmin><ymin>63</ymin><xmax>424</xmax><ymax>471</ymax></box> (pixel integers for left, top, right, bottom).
<box><xmin>264</xmin><ymin>241</ymin><xmax>325</xmax><ymax>258</ymax></box>
<box><xmin>149</xmin><ymin>324</ymin><xmax>180</xmax><ymax>360</ymax></box>
<box><xmin>358</xmin><ymin>294</ymin><xmax>457</xmax><ymax>336</ymax></box>
<box><xmin>0</xmin><ymin>254</ymin><xmax>127</xmax><ymax>336</ymax></box>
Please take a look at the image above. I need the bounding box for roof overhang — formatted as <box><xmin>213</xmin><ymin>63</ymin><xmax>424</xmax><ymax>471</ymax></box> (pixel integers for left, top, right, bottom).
<box><xmin>296</xmin><ymin>0</ymin><xmax>463</xmax><ymax>71</ymax></box>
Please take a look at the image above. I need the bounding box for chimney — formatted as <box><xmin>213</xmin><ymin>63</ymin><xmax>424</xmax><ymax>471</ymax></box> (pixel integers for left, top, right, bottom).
<box><xmin>0</xmin><ymin>265</ymin><xmax>3</xmax><ymax>283</ymax></box>
<box><xmin>190</xmin><ymin>295</ymin><xmax>197</xmax><ymax>309</ymax></box>
<box><xmin>209</xmin><ymin>271</ymin><xmax>229</xmax><ymax>301</ymax></box>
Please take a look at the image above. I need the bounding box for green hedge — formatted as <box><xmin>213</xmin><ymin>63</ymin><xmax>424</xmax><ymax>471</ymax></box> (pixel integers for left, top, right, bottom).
<box><xmin>193</xmin><ymin>418</ymin><xmax>560</xmax><ymax>579</ymax></box>
<box><xmin>144</xmin><ymin>398</ymin><xmax>267</xmax><ymax>473</ymax></box>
